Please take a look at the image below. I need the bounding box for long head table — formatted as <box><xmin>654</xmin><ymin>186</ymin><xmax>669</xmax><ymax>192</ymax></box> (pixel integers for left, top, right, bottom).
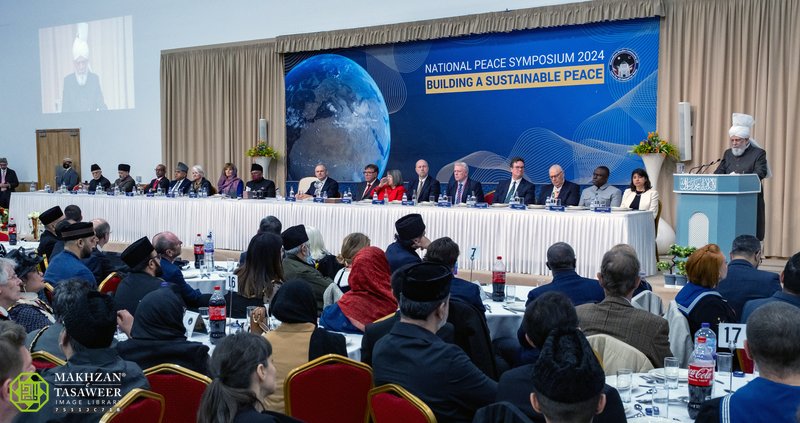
<box><xmin>9</xmin><ymin>193</ymin><xmax>655</xmax><ymax>277</ymax></box>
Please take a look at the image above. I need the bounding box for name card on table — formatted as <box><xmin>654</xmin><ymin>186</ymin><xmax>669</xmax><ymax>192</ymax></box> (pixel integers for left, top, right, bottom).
<box><xmin>437</xmin><ymin>201</ymin><xmax>452</xmax><ymax>208</ymax></box>
<box><xmin>106</xmin><ymin>191</ymin><xmax>115</xmax><ymax>196</ymax></box>
<box><xmin>88</xmin><ymin>191</ymin><xmax>95</xmax><ymax>195</ymax></box>
<box><xmin>125</xmin><ymin>192</ymin><xmax>134</xmax><ymax>197</ymax></box>
<box><xmin>593</xmin><ymin>207</ymin><xmax>611</xmax><ymax>213</ymax></box>
<box><xmin>183</xmin><ymin>310</ymin><xmax>200</xmax><ymax>337</ymax></box>
<box><xmin>146</xmin><ymin>192</ymin><xmax>154</xmax><ymax>197</ymax></box>
<box><xmin>166</xmin><ymin>193</ymin><xmax>176</xmax><ymax>198</ymax></box>
<box><xmin>719</xmin><ymin>323</ymin><xmax>747</xmax><ymax>349</ymax></box>
<box><xmin>70</xmin><ymin>190</ymin><xmax>77</xmax><ymax>195</ymax></box>
<box><xmin>313</xmin><ymin>197</ymin><xmax>325</xmax><ymax>203</ymax></box>
<box><xmin>472</xmin><ymin>202</ymin><xmax>488</xmax><ymax>209</ymax></box>
<box><xmin>285</xmin><ymin>195</ymin><xmax>296</xmax><ymax>202</ymax></box>
<box><xmin>372</xmin><ymin>199</ymin><xmax>385</xmax><ymax>205</ymax></box>
<box><xmin>188</xmin><ymin>192</ymin><xmax>197</xmax><ymax>198</ymax></box>
<box><xmin>341</xmin><ymin>198</ymin><xmax>352</xmax><ymax>204</ymax></box>
<box><xmin>510</xmin><ymin>203</ymin><xmax>526</xmax><ymax>210</ymax></box>
<box><xmin>401</xmin><ymin>200</ymin><xmax>415</xmax><ymax>206</ymax></box>
<box><xmin>547</xmin><ymin>205</ymin><xmax>565</xmax><ymax>212</ymax></box>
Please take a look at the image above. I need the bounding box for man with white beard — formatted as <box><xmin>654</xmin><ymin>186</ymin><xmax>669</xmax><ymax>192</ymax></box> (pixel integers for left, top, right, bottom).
<box><xmin>715</xmin><ymin>113</ymin><xmax>769</xmax><ymax>240</ymax></box>
<box><xmin>61</xmin><ymin>36</ymin><xmax>107</xmax><ymax>112</ymax></box>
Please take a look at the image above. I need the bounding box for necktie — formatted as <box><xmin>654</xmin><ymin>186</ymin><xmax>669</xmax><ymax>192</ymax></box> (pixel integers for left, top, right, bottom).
<box><xmin>456</xmin><ymin>183</ymin><xmax>464</xmax><ymax>204</ymax></box>
<box><xmin>507</xmin><ymin>181</ymin><xmax>517</xmax><ymax>202</ymax></box>
<box><xmin>1</xmin><ymin>170</ymin><xmax>5</xmax><ymax>184</ymax></box>
<box><xmin>554</xmin><ymin>187</ymin><xmax>560</xmax><ymax>199</ymax></box>
<box><xmin>363</xmin><ymin>182</ymin><xmax>372</xmax><ymax>199</ymax></box>
<box><xmin>153</xmin><ymin>178</ymin><xmax>158</xmax><ymax>189</ymax></box>
<box><xmin>417</xmin><ymin>179</ymin><xmax>424</xmax><ymax>201</ymax></box>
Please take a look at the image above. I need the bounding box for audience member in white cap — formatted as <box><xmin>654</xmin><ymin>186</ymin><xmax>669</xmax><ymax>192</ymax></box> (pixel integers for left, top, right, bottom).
<box><xmin>61</xmin><ymin>26</ymin><xmax>107</xmax><ymax>113</ymax></box>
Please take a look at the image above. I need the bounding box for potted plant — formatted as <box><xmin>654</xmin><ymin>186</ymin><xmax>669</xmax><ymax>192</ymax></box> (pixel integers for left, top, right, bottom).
<box><xmin>658</xmin><ymin>244</ymin><xmax>696</xmax><ymax>287</ymax></box>
<box><xmin>629</xmin><ymin>131</ymin><xmax>679</xmax><ymax>187</ymax></box>
<box><xmin>246</xmin><ymin>140</ymin><xmax>279</xmax><ymax>176</ymax></box>
<box><xmin>675</xmin><ymin>260</ymin><xmax>689</xmax><ymax>286</ymax></box>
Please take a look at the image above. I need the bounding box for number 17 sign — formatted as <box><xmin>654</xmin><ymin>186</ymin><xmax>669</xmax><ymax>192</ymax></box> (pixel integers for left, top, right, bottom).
<box><xmin>718</xmin><ymin>323</ymin><xmax>747</xmax><ymax>349</ymax></box>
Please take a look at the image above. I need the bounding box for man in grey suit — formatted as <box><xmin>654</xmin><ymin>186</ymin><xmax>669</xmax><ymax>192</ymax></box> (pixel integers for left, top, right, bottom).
<box><xmin>576</xmin><ymin>244</ymin><xmax>671</xmax><ymax>367</ymax></box>
<box><xmin>55</xmin><ymin>157</ymin><xmax>79</xmax><ymax>189</ymax></box>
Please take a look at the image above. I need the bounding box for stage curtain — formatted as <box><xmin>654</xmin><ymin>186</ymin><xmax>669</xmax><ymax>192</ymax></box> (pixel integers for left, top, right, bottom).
<box><xmin>161</xmin><ymin>40</ymin><xmax>286</xmax><ymax>191</ymax></box>
<box><xmin>656</xmin><ymin>0</ymin><xmax>799</xmax><ymax>256</ymax></box>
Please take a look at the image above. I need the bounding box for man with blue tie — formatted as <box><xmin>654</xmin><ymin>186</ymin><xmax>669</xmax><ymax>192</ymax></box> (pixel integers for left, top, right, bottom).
<box><xmin>168</xmin><ymin>162</ymin><xmax>191</xmax><ymax>195</ymax></box>
<box><xmin>493</xmin><ymin>157</ymin><xmax>535</xmax><ymax>205</ymax></box>
<box><xmin>446</xmin><ymin>161</ymin><xmax>484</xmax><ymax>204</ymax></box>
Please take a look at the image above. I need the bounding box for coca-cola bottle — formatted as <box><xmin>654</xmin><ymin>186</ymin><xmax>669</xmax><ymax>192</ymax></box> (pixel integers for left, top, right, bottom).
<box><xmin>688</xmin><ymin>336</ymin><xmax>715</xmax><ymax>418</ymax></box>
<box><xmin>8</xmin><ymin>218</ymin><xmax>17</xmax><ymax>245</ymax></box>
<box><xmin>491</xmin><ymin>256</ymin><xmax>506</xmax><ymax>302</ymax></box>
<box><xmin>193</xmin><ymin>234</ymin><xmax>204</xmax><ymax>269</ymax></box>
<box><xmin>208</xmin><ymin>286</ymin><xmax>227</xmax><ymax>345</ymax></box>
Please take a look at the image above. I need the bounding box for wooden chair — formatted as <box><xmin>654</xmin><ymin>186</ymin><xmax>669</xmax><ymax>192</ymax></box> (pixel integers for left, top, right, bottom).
<box><xmin>31</xmin><ymin>351</ymin><xmax>66</xmax><ymax>370</ymax></box>
<box><xmin>99</xmin><ymin>388</ymin><xmax>165</xmax><ymax>423</ymax></box>
<box><xmin>369</xmin><ymin>384</ymin><xmax>437</xmax><ymax>423</ymax></box>
<box><xmin>285</xmin><ymin>354</ymin><xmax>373</xmax><ymax>423</ymax></box>
<box><xmin>99</xmin><ymin>272</ymin><xmax>123</xmax><ymax>295</ymax></box>
<box><xmin>143</xmin><ymin>363</ymin><xmax>211</xmax><ymax>423</ymax></box>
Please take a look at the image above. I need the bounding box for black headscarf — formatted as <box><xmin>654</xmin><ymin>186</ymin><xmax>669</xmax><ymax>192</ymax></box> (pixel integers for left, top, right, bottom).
<box><xmin>131</xmin><ymin>287</ymin><xmax>186</xmax><ymax>341</ymax></box>
<box><xmin>269</xmin><ymin>279</ymin><xmax>317</xmax><ymax>324</ymax></box>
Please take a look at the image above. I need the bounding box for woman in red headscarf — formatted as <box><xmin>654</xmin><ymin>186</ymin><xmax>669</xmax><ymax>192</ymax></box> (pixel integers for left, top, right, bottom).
<box><xmin>319</xmin><ymin>246</ymin><xmax>397</xmax><ymax>333</ymax></box>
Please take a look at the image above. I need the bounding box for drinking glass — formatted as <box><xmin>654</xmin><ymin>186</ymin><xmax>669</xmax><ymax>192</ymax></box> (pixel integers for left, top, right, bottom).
<box><xmin>617</xmin><ymin>369</ymin><xmax>633</xmax><ymax>403</ymax></box>
<box><xmin>650</xmin><ymin>383</ymin><xmax>669</xmax><ymax>418</ymax></box>
<box><xmin>664</xmin><ymin>356</ymin><xmax>680</xmax><ymax>389</ymax></box>
<box><xmin>245</xmin><ymin>305</ymin><xmax>258</xmax><ymax>332</ymax></box>
<box><xmin>716</xmin><ymin>352</ymin><xmax>733</xmax><ymax>395</ymax></box>
<box><xmin>505</xmin><ymin>285</ymin><xmax>516</xmax><ymax>303</ymax></box>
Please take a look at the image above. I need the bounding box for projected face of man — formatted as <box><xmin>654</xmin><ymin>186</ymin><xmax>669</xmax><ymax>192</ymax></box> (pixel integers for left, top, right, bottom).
<box><xmin>74</xmin><ymin>57</ymin><xmax>89</xmax><ymax>77</ymax></box>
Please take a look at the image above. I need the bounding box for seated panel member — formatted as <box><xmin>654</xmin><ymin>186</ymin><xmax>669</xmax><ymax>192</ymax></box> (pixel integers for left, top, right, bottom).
<box><xmin>620</xmin><ymin>168</ymin><xmax>660</xmax><ymax>216</ymax></box>
<box><xmin>578</xmin><ymin>166</ymin><xmax>622</xmax><ymax>207</ymax></box>
<box><xmin>375</xmin><ymin>169</ymin><xmax>406</xmax><ymax>202</ymax></box>
<box><xmin>494</xmin><ymin>157</ymin><xmax>535</xmax><ymax>205</ymax></box>
<box><xmin>113</xmin><ymin>163</ymin><xmax>136</xmax><ymax>193</ymax></box>
<box><xmin>353</xmin><ymin>163</ymin><xmax>379</xmax><ymax>201</ymax></box>
<box><xmin>537</xmin><ymin>164</ymin><xmax>580</xmax><ymax>206</ymax></box>
<box><xmin>143</xmin><ymin>163</ymin><xmax>170</xmax><ymax>194</ymax></box>
<box><xmin>189</xmin><ymin>165</ymin><xmax>214</xmax><ymax>195</ymax></box>
<box><xmin>245</xmin><ymin>163</ymin><xmax>277</xmax><ymax>197</ymax></box>
<box><xmin>87</xmin><ymin>163</ymin><xmax>111</xmax><ymax>192</ymax></box>
<box><xmin>299</xmin><ymin>163</ymin><xmax>339</xmax><ymax>199</ymax></box>
<box><xmin>168</xmin><ymin>161</ymin><xmax>191</xmax><ymax>195</ymax></box>
<box><xmin>411</xmin><ymin>159</ymin><xmax>441</xmax><ymax>203</ymax></box>
<box><xmin>446</xmin><ymin>161</ymin><xmax>484</xmax><ymax>204</ymax></box>
<box><xmin>217</xmin><ymin>162</ymin><xmax>244</xmax><ymax>198</ymax></box>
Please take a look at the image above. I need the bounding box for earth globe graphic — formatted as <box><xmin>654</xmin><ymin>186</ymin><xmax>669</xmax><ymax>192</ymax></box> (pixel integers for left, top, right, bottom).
<box><xmin>285</xmin><ymin>54</ymin><xmax>391</xmax><ymax>182</ymax></box>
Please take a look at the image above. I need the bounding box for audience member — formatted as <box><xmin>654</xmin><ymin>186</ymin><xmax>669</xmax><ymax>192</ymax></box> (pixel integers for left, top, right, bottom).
<box><xmin>6</xmin><ymin>248</ymin><xmax>54</xmax><ymax>332</ymax></box>
<box><xmin>152</xmin><ymin>231</ymin><xmax>203</xmax><ymax>307</ymax></box>
<box><xmin>88</xmin><ymin>163</ymin><xmax>111</xmax><ymax>192</ymax></box>
<box><xmin>320</xmin><ymin>246</ymin><xmax>396</xmax><ymax>333</ymax></box>
<box><xmin>494</xmin><ymin>157</ymin><xmax>535</xmax><ymax>205</ymax></box>
<box><xmin>232</xmin><ymin>233</ymin><xmax>284</xmax><ymax>317</ymax></box>
<box><xmin>375</xmin><ymin>169</ymin><xmax>407</xmax><ymax>201</ymax></box>
<box><xmin>65</xmin><ymin>203</ymin><xmax>82</xmax><ymax>220</ymax></box>
<box><xmin>620</xmin><ymin>168</ymin><xmax>659</xmax><ymax>216</ymax></box>
<box><xmin>26</xmin><ymin>278</ymin><xmax>90</xmax><ymax>359</ymax></box>
<box><xmin>742</xmin><ymin>252</ymin><xmax>800</xmax><ymax>322</ymax></box>
<box><xmin>17</xmin><ymin>291</ymin><xmax>149</xmax><ymax>423</ymax></box>
<box><xmin>412</xmin><ymin>159</ymin><xmax>441</xmax><ymax>202</ymax></box>
<box><xmin>696</xmin><ymin>302</ymin><xmax>800</xmax><ymax>422</ymax></box>
<box><xmin>717</xmin><ymin>234</ymin><xmax>780</xmax><ymax>318</ymax></box>
<box><xmin>386</xmin><ymin>213</ymin><xmax>430</xmax><ymax>272</ymax></box>
<box><xmin>143</xmin><ymin>163</ymin><xmax>170</xmax><ymax>194</ymax></box>
<box><xmin>530</xmin><ymin>328</ymin><xmax>609</xmax><ymax>423</ymax></box>
<box><xmin>675</xmin><ymin>244</ymin><xmax>737</xmax><ymax>336</ymax></box>
<box><xmin>446</xmin><ymin>161</ymin><xmax>484</xmax><ymax>204</ymax></box>
<box><xmin>48</xmin><ymin>218</ymin><xmax>74</xmax><ymax>259</ymax></box>
<box><xmin>55</xmin><ymin>157</ymin><xmax>79</xmax><ymax>189</ymax></box>
<box><xmin>240</xmin><ymin>216</ymin><xmax>283</xmax><ymax>264</ymax></box>
<box><xmin>496</xmin><ymin>292</ymin><xmax>625</xmax><ymax>422</ymax></box>
<box><xmin>199</xmin><ymin>333</ymin><xmax>300</xmax><ymax>423</ymax></box>
<box><xmin>169</xmin><ymin>161</ymin><xmax>191</xmax><ymax>195</ymax></box>
<box><xmin>424</xmin><ymin>237</ymin><xmax>484</xmax><ymax>311</ymax></box>
<box><xmin>578</xmin><ymin>166</ymin><xmax>622</xmax><ymax>207</ymax></box>
<box><xmin>36</xmin><ymin>205</ymin><xmax>64</xmax><ymax>259</ymax></box>
<box><xmin>264</xmin><ymin>280</ymin><xmax>346</xmax><ymax>412</ymax></box>
<box><xmin>117</xmin><ymin>287</ymin><xmax>209</xmax><ymax>374</ymax></box>
<box><xmin>372</xmin><ymin>262</ymin><xmax>496</xmax><ymax>422</ymax></box>
<box><xmin>323</xmin><ymin>232</ymin><xmax>370</xmax><ymax>305</ymax></box>
<box><xmin>353</xmin><ymin>163</ymin><xmax>379</xmax><ymax>201</ymax></box>
<box><xmin>218</xmin><ymin>162</ymin><xmax>244</xmax><ymax>198</ymax></box>
<box><xmin>245</xmin><ymin>163</ymin><xmax>277</xmax><ymax>198</ymax></box>
<box><xmin>113</xmin><ymin>163</ymin><xmax>135</xmax><ymax>193</ymax></box>
<box><xmin>190</xmin><ymin>164</ymin><xmax>215</xmax><ymax>195</ymax></box>
<box><xmin>281</xmin><ymin>225</ymin><xmax>332</xmax><ymax>314</ymax></box>
<box><xmin>537</xmin><ymin>164</ymin><xmax>580</xmax><ymax>206</ymax></box>
<box><xmin>84</xmin><ymin>218</ymin><xmax>129</xmax><ymax>284</ymax></box>
<box><xmin>0</xmin><ymin>258</ymin><xmax>21</xmax><ymax>321</ymax></box>
<box><xmin>527</xmin><ymin>242</ymin><xmax>604</xmax><ymax>306</ymax></box>
<box><xmin>576</xmin><ymin>244</ymin><xmax>671</xmax><ymax>367</ymax></box>
<box><xmin>299</xmin><ymin>163</ymin><xmax>339</xmax><ymax>199</ymax></box>
<box><xmin>305</xmin><ymin>225</ymin><xmax>342</xmax><ymax>279</ymax></box>
<box><xmin>0</xmin><ymin>157</ymin><xmax>19</xmax><ymax>209</ymax></box>
<box><xmin>42</xmin><ymin>221</ymin><xmax>97</xmax><ymax>288</ymax></box>
<box><xmin>0</xmin><ymin>321</ymin><xmax>35</xmax><ymax>423</ymax></box>
<box><xmin>114</xmin><ymin>237</ymin><xmax>165</xmax><ymax>315</ymax></box>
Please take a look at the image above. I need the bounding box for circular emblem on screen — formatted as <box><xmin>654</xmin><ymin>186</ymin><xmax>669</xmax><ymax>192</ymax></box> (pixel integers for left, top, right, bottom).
<box><xmin>609</xmin><ymin>49</ymin><xmax>639</xmax><ymax>81</ymax></box>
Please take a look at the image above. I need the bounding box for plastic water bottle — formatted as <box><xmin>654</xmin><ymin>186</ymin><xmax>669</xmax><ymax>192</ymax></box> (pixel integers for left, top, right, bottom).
<box><xmin>193</xmin><ymin>234</ymin><xmax>204</xmax><ymax>269</ymax></box>
<box><xmin>322</xmin><ymin>190</ymin><xmax>328</xmax><ymax>200</ymax></box>
<box><xmin>8</xmin><ymin>218</ymin><xmax>17</xmax><ymax>245</ymax></box>
<box><xmin>402</xmin><ymin>191</ymin><xmax>408</xmax><ymax>202</ymax></box>
<box><xmin>60</xmin><ymin>182</ymin><xmax>67</xmax><ymax>193</ymax></box>
<box><xmin>688</xmin><ymin>336</ymin><xmax>715</xmax><ymax>418</ymax></box>
<box><xmin>275</xmin><ymin>187</ymin><xmax>281</xmax><ymax>200</ymax></box>
<box><xmin>373</xmin><ymin>191</ymin><xmax>378</xmax><ymax>202</ymax></box>
<box><xmin>113</xmin><ymin>185</ymin><xmax>120</xmax><ymax>196</ymax></box>
<box><xmin>156</xmin><ymin>186</ymin><xmax>163</xmax><ymax>196</ymax></box>
<box><xmin>204</xmin><ymin>232</ymin><xmax>215</xmax><ymax>272</ymax></box>
<box><xmin>694</xmin><ymin>322</ymin><xmax>717</xmax><ymax>357</ymax></box>
<box><xmin>491</xmin><ymin>256</ymin><xmax>506</xmax><ymax>302</ymax></box>
<box><xmin>208</xmin><ymin>286</ymin><xmax>227</xmax><ymax>345</ymax></box>
<box><xmin>289</xmin><ymin>186</ymin><xmax>295</xmax><ymax>198</ymax></box>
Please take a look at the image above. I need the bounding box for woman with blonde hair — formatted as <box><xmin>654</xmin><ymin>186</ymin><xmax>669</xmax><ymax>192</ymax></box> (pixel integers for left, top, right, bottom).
<box><xmin>304</xmin><ymin>226</ymin><xmax>341</xmax><ymax>279</ymax></box>
<box><xmin>675</xmin><ymin>243</ymin><xmax>737</xmax><ymax>335</ymax></box>
<box><xmin>323</xmin><ymin>233</ymin><xmax>370</xmax><ymax>306</ymax></box>
<box><xmin>217</xmin><ymin>162</ymin><xmax>244</xmax><ymax>198</ymax></box>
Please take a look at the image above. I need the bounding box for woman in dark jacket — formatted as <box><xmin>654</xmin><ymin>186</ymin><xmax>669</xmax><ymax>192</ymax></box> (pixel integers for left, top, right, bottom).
<box><xmin>116</xmin><ymin>287</ymin><xmax>210</xmax><ymax>374</ymax></box>
<box><xmin>675</xmin><ymin>243</ymin><xmax>738</xmax><ymax>336</ymax></box>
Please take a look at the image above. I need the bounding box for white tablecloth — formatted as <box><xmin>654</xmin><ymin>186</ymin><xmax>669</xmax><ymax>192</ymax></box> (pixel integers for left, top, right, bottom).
<box><xmin>10</xmin><ymin>193</ymin><xmax>656</xmax><ymax>277</ymax></box>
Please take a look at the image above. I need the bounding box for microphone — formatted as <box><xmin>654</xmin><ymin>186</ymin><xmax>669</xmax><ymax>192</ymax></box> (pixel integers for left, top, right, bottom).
<box><xmin>687</xmin><ymin>163</ymin><xmax>705</xmax><ymax>174</ymax></box>
<box><xmin>699</xmin><ymin>158</ymin><xmax>721</xmax><ymax>174</ymax></box>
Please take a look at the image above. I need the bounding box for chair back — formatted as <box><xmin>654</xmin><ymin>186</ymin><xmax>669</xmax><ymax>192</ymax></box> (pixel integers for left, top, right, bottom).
<box><xmin>99</xmin><ymin>272</ymin><xmax>123</xmax><ymax>295</ymax></box>
<box><xmin>655</xmin><ymin>199</ymin><xmax>662</xmax><ymax>234</ymax></box>
<box><xmin>736</xmin><ymin>348</ymin><xmax>755</xmax><ymax>373</ymax></box>
<box><xmin>100</xmin><ymin>388</ymin><xmax>165</xmax><ymax>423</ymax></box>
<box><xmin>284</xmin><ymin>353</ymin><xmax>373</xmax><ymax>423</ymax></box>
<box><xmin>473</xmin><ymin>401</ymin><xmax>534</xmax><ymax>423</ymax></box>
<box><xmin>144</xmin><ymin>363</ymin><xmax>211</xmax><ymax>423</ymax></box>
<box><xmin>0</xmin><ymin>232</ymin><xmax>8</xmax><ymax>242</ymax></box>
<box><xmin>369</xmin><ymin>384</ymin><xmax>436</xmax><ymax>423</ymax></box>
<box><xmin>297</xmin><ymin>177</ymin><xmax>318</xmax><ymax>195</ymax></box>
<box><xmin>664</xmin><ymin>300</ymin><xmax>694</xmax><ymax>367</ymax></box>
<box><xmin>484</xmin><ymin>191</ymin><xmax>495</xmax><ymax>205</ymax></box>
<box><xmin>31</xmin><ymin>351</ymin><xmax>66</xmax><ymax>370</ymax></box>
<box><xmin>631</xmin><ymin>290</ymin><xmax>664</xmax><ymax>316</ymax></box>
<box><xmin>447</xmin><ymin>299</ymin><xmax>498</xmax><ymax>380</ymax></box>
<box><xmin>586</xmin><ymin>334</ymin><xmax>654</xmax><ymax>375</ymax></box>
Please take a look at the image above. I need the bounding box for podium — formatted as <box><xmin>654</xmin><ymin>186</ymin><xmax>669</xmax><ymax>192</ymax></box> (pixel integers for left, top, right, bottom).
<box><xmin>673</xmin><ymin>174</ymin><xmax>761</xmax><ymax>250</ymax></box>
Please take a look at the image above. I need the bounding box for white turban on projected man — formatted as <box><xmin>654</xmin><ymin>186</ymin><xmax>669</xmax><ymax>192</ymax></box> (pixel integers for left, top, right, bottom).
<box><xmin>714</xmin><ymin>113</ymin><xmax>770</xmax><ymax>241</ymax></box>
<box><xmin>61</xmin><ymin>33</ymin><xmax>107</xmax><ymax>113</ymax></box>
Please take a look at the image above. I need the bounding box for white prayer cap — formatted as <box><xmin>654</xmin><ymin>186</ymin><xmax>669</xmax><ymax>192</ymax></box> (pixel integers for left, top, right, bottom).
<box><xmin>728</xmin><ymin>113</ymin><xmax>754</xmax><ymax>139</ymax></box>
<box><xmin>72</xmin><ymin>38</ymin><xmax>89</xmax><ymax>61</ymax></box>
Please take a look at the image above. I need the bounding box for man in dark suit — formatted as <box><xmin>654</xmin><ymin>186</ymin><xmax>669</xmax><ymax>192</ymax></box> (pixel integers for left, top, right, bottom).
<box><xmin>37</xmin><ymin>206</ymin><xmax>65</xmax><ymax>259</ymax></box>
<box><xmin>168</xmin><ymin>162</ymin><xmax>191</xmax><ymax>195</ymax></box>
<box><xmin>576</xmin><ymin>244</ymin><xmax>671</xmax><ymax>367</ymax></box>
<box><xmin>493</xmin><ymin>157</ymin><xmax>535</xmax><ymax>205</ymax></box>
<box><xmin>55</xmin><ymin>157</ymin><xmax>79</xmax><ymax>189</ymax></box>
<box><xmin>742</xmin><ymin>251</ymin><xmax>800</xmax><ymax>322</ymax></box>
<box><xmin>84</xmin><ymin>219</ymin><xmax>128</xmax><ymax>285</ymax></box>
<box><xmin>114</xmin><ymin>237</ymin><xmax>164</xmax><ymax>316</ymax></box>
<box><xmin>424</xmin><ymin>237</ymin><xmax>484</xmax><ymax>312</ymax></box>
<box><xmin>353</xmin><ymin>163</ymin><xmax>379</xmax><ymax>201</ymax></box>
<box><xmin>446</xmin><ymin>161</ymin><xmax>484</xmax><ymax>204</ymax></box>
<box><xmin>527</xmin><ymin>242</ymin><xmax>604</xmax><ymax>307</ymax></box>
<box><xmin>372</xmin><ymin>262</ymin><xmax>496</xmax><ymax>422</ymax></box>
<box><xmin>410</xmin><ymin>159</ymin><xmax>441</xmax><ymax>203</ymax></box>
<box><xmin>143</xmin><ymin>163</ymin><xmax>170</xmax><ymax>194</ymax></box>
<box><xmin>385</xmin><ymin>214</ymin><xmax>430</xmax><ymax>273</ymax></box>
<box><xmin>299</xmin><ymin>163</ymin><xmax>339</xmax><ymax>199</ymax></box>
<box><xmin>537</xmin><ymin>164</ymin><xmax>581</xmax><ymax>206</ymax></box>
<box><xmin>717</xmin><ymin>234</ymin><xmax>781</xmax><ymax>318</ymax></box>
<box><xmin>245</xmin><ymin>163</ymin><xmax>276</xmax><ymax>197</ymax></box>
<box><xmin>0</xmin><ymin>157</ymin><xmax>19</xmax><ymax>209</ymax></box>
<box><xmin>87</xmin><ymin>164</ymin><xmax>111</xmax><ymax>193</ymax></box>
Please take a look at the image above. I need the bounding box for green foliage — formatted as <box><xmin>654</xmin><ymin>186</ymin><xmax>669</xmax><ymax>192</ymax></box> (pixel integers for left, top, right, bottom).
<box><xmin>629</xmin><ymin>131</ymin><xmax>679</xmax><ymax>160</ymax></box>
<box><xmin>661</xmin><ymin>244</ymin><xmax>697</xmax><ymax>274</ymax></box>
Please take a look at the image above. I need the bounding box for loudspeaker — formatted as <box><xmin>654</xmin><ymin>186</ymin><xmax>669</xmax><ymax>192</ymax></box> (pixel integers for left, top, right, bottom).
<box><xmin>678</xmin><ymin>102</ymin><xmax>692</xmax><ymax>161</ymax></box>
